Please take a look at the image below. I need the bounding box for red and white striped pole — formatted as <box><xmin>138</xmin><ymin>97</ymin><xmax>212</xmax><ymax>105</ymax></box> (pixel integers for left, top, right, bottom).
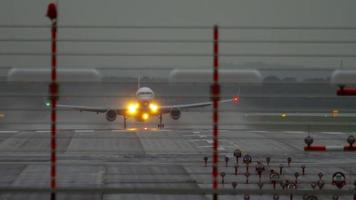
<box><xmin>304</xmin><ymin>145</ymin><xmax>356</xmax><ymax>151</ymax></box>
<box><xmin>46</xmin><ymin>2</ymin><xmax>58</xmax><ymax>200</ymax></box>
<box><xmin>211</xmin><ymin>25</ymin><xmax>220</xmax><ymax>200</ymax></box>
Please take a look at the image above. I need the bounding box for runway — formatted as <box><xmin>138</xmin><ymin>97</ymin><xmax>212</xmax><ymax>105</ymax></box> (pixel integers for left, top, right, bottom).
<box><xmin>1</xmin><ymin>82</ymin><xmax>356</xmax><ymax>199</ymax></box>
<box><xmin>0</xmin><ymin>126</ymin><xmax>355</xmax><ymax>200</ymax></box>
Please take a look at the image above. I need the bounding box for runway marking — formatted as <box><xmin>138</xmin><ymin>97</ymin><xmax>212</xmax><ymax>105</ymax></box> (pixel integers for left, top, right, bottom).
<box><xmin>35</xmin><ymin>130</ymin><xmax>51</xmax><ymax>133</ymax></box>
<box><xmin>232</xmin><ymin>143</ymin><xmax>243</xmax><ymax>149</ymax></box>
<box><xmin>321</xmin><ymin>132</ymin><xmax>344</xmax><ymax>135</ymax></box>
<box><xmin>206</xmin><ymin>140</ymin><xmax>213</xmax><ymax>144</ymax></box>
<box><xmin>0</xmin><ymin>130</ymin><xmax>18</xmax><ymax>133</ymax></box>
<box><xmin>198</xmin><ymin>146</ymin><xmax>226</xmax><ymax>151</ymax></box>
<box><xmin>220</xmin><ymin>145</ymin><xmax>234</xmax><ymax>149</ymax></box>
<box><xmin>192</xmin><ymin>131</ymin><xmax>201</xmax><ymax>134</ymax></box>
<box><xmin>247</xmin><ymin>130</ymin><xmax>270</xmax><ymax>133</ymax></box>
<box><xmin>190</xmin><ymin>139</ymin><xmax>205</xmax><ymax>142</ymax></box>
<box><xmin>198</xmin><ymin>135</ymin><xmax>207</xmax><ymax>138</ymax></box>
<box><xmin>111</xmin><ymin>128</ymin><xmax>174</xmax><ymax>133</ymax></box>
<box><xmin>283</xmin><ymin>131</ymin><xmax>306</xmax><ymax>134</ymax></box>
<box><xmin>74</xmin><ymin>130</ymin><xmax>94</xmax><ymax>133</ymax></box>
<box><xmin>156</xmin><ymin>129</ymin><xmax>171</xmax><ymax>132</ymax></box>
<box><xmin>111</xmin><ymin>129</ymin><xmax>127</xmax><ymax>132</ymax></box>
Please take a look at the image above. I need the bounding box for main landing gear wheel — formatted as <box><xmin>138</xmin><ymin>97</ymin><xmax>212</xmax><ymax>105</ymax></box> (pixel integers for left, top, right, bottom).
<box><xmin>158</xmin><ymin>123</ymin><xmax>164</xmax><ymax>129</ymax></box>
<box><xmin>158</xmin><ymin>113</ymin><xmax>164</xmax><ymax>129</ymax></box>
<box><xmin>123</xmin><ymin>116</ymin><xmax>127</xmax><ymax>129</ymax></box>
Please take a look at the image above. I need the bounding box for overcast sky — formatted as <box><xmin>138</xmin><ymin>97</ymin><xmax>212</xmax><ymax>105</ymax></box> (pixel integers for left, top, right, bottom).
<box><xmin>1</xmin><ymin>0</ymin><xmax>356</xmax><ymax>76</ymax></box>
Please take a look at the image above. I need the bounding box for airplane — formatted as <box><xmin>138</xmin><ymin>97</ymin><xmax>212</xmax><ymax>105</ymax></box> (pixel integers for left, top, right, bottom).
<box><xmin>56</xmin><ymin>81</ymin><xmax>239</xmax><ymax>129</ymax></box>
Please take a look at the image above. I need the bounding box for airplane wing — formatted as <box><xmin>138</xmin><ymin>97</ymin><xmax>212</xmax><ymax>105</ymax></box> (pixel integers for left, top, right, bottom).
<box><xmin>160</xmin><ymin>99</ymin><xmax>234</xmax><ymax>113</ymax></box>
<box><xmin>57</xmin><ymin>97</ymin><xmax>237</xmax><ymax>115</ymax></box>
<box><xmin>243</xmin><ymin>112</ymin><xmax>356</xmax><ymax>117</ymax></box>
<box><xmin>57</xmin><ymin>104</ymin><xmax>125</xmax><ymax>115</ymax></box>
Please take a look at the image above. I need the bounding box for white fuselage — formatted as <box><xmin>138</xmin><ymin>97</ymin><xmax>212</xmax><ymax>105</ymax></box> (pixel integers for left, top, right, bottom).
<box><xmin>130</xmin><ymin>87</ymin><xmax>157</xmax><ymax>121</ymax></box>
<box><xmin>136</xmin><ymin>87</ymin><xmax>155</xmax><ymax>102</ymax></box>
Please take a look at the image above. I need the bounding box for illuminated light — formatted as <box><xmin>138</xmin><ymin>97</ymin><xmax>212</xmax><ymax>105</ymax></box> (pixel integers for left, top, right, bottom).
<box><xmin>127</xmin><ymin>128</ymin><xmax>137</xmax><ymax>131</ymax></box>
<box><xmin>127</xmin><ymin>103</ymin><xmax>139</xmax><ymax>115</ymax></box>
<box><xmin>149</xmin><ymin>103</ymin><xmax>159</xmax><ymax>113</ymax></box>
<box><xmin>144</xmin><ymin>127</ymin><xmax>148</xmax><ymax>131</ymax></box>
<box><xmin>281</xmin><ymin>113</ymin><xmax>287</xmax><ymax>118</ymax></box>
<box><xmin>0</xmin><ymin>113</ymin><xmax>4</xmax><ymax>118</ymax></box>
<box><xmin>332</xmin><ymin>109</ymin><xmax>339</xmax><ymax>117</ymax></box>
<box><xmin>142</xmin><ymin>113</ymin><xmax>149</xmax><ymax>120</ymax></box>
<box><xmin>45</xmin><ymin>102</ymin><xmax>51</xmax><ymax>107</ymax></box>
<box><xmin>232</xmin><ymin>96</ymin><xmax>240</xmax><ymax>104</ymax></box>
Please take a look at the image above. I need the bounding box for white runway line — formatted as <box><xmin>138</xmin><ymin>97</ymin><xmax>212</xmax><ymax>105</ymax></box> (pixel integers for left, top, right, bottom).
<box><xmin>0</xmin><ymin>130</ymin><xmax>18</xmax><ymax>133</ymax></box>
<box><xmin>206</xmin><ymin>140</ymin><xmax>213</xmax><ymax>144</ymax></box>
<box><xmin>198</xmin><ymin>135</ymin><xmax>207</xmax><ymax>138</ymax></box>
<box><xmin>190</xmin><ymin>139</ymin><xmax>205</xmax><ymax>142</ymax></box>
<box><xmin>35</xmin><ymin>130</ymin><xmax>51</xmax><ymax>133</ymax></box>
<box><xmin>74</xmin><ymin>130</ymin><xmax>94</xmax><ymax>133</ymax></box>
<box><xmin>156</xmin><ymin>129</ymin><xmax>171</xmax><ymax>132</ymax></box>
<box><xmin>232</xmin><ymin>143</ymin><xmax>243</xmax><ymax>149</ymax></box>
<box><xmin>110</xmin><ymin>128</ymin><xmax>172</xmax><ymax>133</ymax></box>
<box><xmin>219</xmin><ymin>145</ymin><xmax>234</xmax><ymax>149</ymax></box>
<box><xmin>192</xmin><ymin>131</ymin><xmax>201</xmax><ymax>134</ymax></box>
<box><xmin>198</xmin><ymin>145</ymin><xmax>226</xmax><ymax>151</ymax></box>
<box><xmin>111</xmin><ymin>129</ymin><xmax>126</xmax><ymax>132</ymax></box>
<box><xmin>247</xmin><ymin>130</ymin><xmax>270</xmax><ymax>133</ymax></box>
<box><xmin>219</xmin><ymin>146</ymin><xmax>225</xmax><ymax>151</ymax></box>
<box><xmin>321</xmin><ymin>132</ymin><xmax>344</xmax><ymax>135</ymax></box>
<box><xmin>283</xmin><ymin>131</ymin><xmax>306</xmax><ymax>134</ymax></box>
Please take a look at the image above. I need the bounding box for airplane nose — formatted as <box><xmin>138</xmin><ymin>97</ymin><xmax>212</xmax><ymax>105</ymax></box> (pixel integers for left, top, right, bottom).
<box><xmin>142</xmin><ymin>100</ymin><xmax>149</xmax><ymax>106</ymax></box>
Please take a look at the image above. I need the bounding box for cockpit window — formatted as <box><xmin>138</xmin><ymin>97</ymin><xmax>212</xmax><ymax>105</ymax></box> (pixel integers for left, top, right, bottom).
<box><xmin>139</xmin><ymin>92</ymin><xmax>152</xmax><ymax>95</ymax></box>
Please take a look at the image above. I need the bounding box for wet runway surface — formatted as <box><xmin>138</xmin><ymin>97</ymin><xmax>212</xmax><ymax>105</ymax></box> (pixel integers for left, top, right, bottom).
<box><xmin>0</xmin><ymin>126</ymin><xmax>355</xmax><ymax>200</ymax></box>
<box><xmin>1</xmin><ymin>82</ymin><xmax>356</xmax><ymax>199</ymax></box>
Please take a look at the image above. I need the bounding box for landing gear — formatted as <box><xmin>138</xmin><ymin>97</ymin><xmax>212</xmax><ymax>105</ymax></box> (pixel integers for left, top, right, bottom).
<box><xmin>158</xmin><ymin>113</ymin><xmax>164</xmax><ymax>129</ymax></box>
<box><xmin>123</xmin><ymin>116</ymin><xmax>127</xmax><ymax>129</ymax></box>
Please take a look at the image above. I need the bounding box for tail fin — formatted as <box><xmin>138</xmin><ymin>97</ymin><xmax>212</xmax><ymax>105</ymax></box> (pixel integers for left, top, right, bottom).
<box><xmin>137</xmin><ymin>76</ymin><xmax>141</xmax><ymax>89</ymax></box>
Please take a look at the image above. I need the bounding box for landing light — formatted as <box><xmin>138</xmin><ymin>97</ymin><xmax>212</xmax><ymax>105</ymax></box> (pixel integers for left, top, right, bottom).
<box><xmin>149</xmin><ymin>103</ymin><xmax>159</xmax><ymax>113</ymax></box>
<box><xmin>281</xmin><ymin>113</ymin><xmax>287</xmax><ymax>118</ymax></box>
<box><xmin>127</xmin><ymin>103</ymin><xmax>139</xmax><ymax>115</ymax></box>
<box><xmin>45</xmin><ymin>102</ymin><xmax>51</xmax><ymax>107</ymax></box>
<box><xmin>332</xmin><ymin>109</ymin><xmax>339</xmax><ymax>117</ymax></box>
<box><xmin>142</xmin><ymin>113</ymin><xmax>149</xmax><ymax>120</ymax></box>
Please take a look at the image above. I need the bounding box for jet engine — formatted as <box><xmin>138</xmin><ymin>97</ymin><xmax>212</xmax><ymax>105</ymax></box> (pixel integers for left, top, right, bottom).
<box><xmin>105</xmin><ymin>109</ymin><xmax>117</xmax><ymax>121</ymax></box>
<box><xmin>170</xmin><ymin>108</ymin><xmax>181</xmax><ymax>120</ymax></box>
